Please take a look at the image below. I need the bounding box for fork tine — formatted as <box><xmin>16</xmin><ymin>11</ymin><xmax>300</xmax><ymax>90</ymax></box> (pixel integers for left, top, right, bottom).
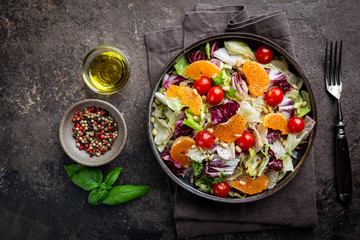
<box><xmin>325</xmin><ymin>42</ymin><xmax>329</xmax><ymax>88</ymax></box>
<box><xmin>338</xmin><ymin>41</ymin><xmax>343</xmax><ymax>86</ymax></box>
<box><xmin>334</xmin><ymin>41</ymin><xmax>338</xmax><ymax>86</ymax></box>
<box><xmin>329</xmin><ymin>42</ymin><xmax>334</xmax><ymax>86</ymax></box>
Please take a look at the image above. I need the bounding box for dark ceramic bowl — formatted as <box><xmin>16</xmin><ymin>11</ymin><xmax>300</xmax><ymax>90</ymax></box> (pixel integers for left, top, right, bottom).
<box><xmin>148</xmin><ymin>33</ymin><xmax>317</xmax><ymax>203</ymax></box>
<box><xmin>59</xmin><ymin>99</ymin><xmax>127</xmax><ymax>166</ymax></box>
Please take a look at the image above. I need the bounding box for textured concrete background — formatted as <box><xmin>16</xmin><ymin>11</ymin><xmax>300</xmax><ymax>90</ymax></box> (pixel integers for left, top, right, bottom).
<box><xmin>0</xmin><ymin>0</ymin><xmax>359</xmax><ymax>239</ymax></box>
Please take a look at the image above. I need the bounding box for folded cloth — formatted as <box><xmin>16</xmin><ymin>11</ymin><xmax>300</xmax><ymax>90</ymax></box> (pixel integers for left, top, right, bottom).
<box><xmin>145</xmin><ymin>4</ymin><xmax>317</xmax><ymax>238</ymax></box>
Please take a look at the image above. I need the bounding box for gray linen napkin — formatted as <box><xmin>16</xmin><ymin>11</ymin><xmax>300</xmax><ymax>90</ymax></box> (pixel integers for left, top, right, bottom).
<box><xmin>145</xmin><ymin>4</ymin><xmax>317</xmax><ymax>238</ymax></box>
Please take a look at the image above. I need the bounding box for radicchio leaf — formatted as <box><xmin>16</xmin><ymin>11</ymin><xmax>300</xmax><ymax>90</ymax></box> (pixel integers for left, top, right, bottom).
<box><xmin>187</xmin><ymin>50</ymin><xmax>206</xmax><ymax>63</ymax></box>
<box><xmin>265</xmin><ymin>68</ymin><xmax>293</xmax><ymax>94</ymax></box>
<box><xmin>163</xmin><ymin>72</ymin><xmax>187</xmax><ymax>89</ymax></box>
<box><xmin>161</xmin><ymin>149</ymin><xmax>185</xmax><ymax>176</ymax></box>
<box><xmin>210</xmin><ymin>59</ymin><xmax>224</xmax><ymax>69</ymax></box>
<box><xmin>209</xmin><ymin>100</ymin><xmax>240</xmax><ymax>126</ymax></box>
<box><xmin>210</xmin><ymin>41</ymin><xmax>220</xmax><ymax>59</ymax></box>
<box><xmin>267</xmin><ymin>129</ymin><xmax>281</xmax><ymax>144</ymax></box>
<box><xmin>267</xmin><ymin>159</ymin><xmax>283</xmax><ymax>171</ymax></box>
<box><xmin>231</xmin><ymin>72</ymin><xmax>249</xmax><ymax>97</ymax></box>
<box><xmin>173</xmin><ymin>112</ymin><xmax>194</xmax><ymax>137</ymax></box>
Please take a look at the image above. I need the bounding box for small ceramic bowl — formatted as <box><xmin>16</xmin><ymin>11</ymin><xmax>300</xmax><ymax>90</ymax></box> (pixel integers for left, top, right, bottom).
<box><xmin>59</xmin><ymin>99</ymin><xmax>127</xmax><ymax>166</ymax></box>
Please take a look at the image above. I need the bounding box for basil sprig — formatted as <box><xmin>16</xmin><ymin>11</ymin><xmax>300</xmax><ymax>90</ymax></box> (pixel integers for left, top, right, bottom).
<box><xmin>64</xmin><ymin>164</ymin><xmax>151</xmax><ymax>205</ymax></box>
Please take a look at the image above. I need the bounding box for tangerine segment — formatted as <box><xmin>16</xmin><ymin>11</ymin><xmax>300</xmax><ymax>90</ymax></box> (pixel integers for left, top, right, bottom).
<box><xmin>170</xmin><ymin>136</ymin><xmax>196</xmax><ymax>168</ymax></box>
<box><xmin>243</xmin><ymin>61</ymin><xmax>269</xmax><ymax>97</ymax></box>
<box><xmin>212</xmin><ymin>114</ymin><xmax>246</xmax><ymax>142</ymax></box>
<box><xmin>183</xmin><ymin>60</ymin><xmax>221</xmax><ymax>80</ymax></box>
<box><xmin>231</xmin><ymin>174</ymin><xmax>268</xmax><ymax>195</ymax></box>
<box><xmin>167</xmin><ymin>85</ymin><xmax>202</xmax><ymax>115</ymax></box>
<box><xmin>261</xmin><ymin>113</ymin><xmax>289</xmax><ymax>135</ymax></box>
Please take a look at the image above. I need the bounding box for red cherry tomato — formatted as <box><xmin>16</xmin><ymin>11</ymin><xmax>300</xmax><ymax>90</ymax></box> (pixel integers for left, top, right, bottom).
<box><xmin>236</xmin><ymin>132</ymin><xmax>255</xmax><ymax>151</ymax></box>
<box><xmin>212</xmin><ymin>181</ymin><xmax>230</xmax><ymax>197</ymax></box>
<box><xmin>195</xmin><ymin>131</ymin><xmax>214</xmax><ymax>149</ymax></box>
<box><xmin>207</xmin><ymin>86</ymin><xmax>224</xmax><ymax>105</ymax></box>
<box><xmin>193</xmin><ymin>76</ymin><xmax>212</xmax><ymax>94</ymax></box>
<box><xmin>288</xmin><ymin>117</ymin><xmax>305</xmax><ymax>133</ymax></box>
<box><xmin>265</xmin><ymin>88</ymin><xmax>284</xmax><ymax>106</ymax></box>
<box><xmin>255</xmin><ymin>46</ymin><xmax>274</xmax><ymax>64</ymax></box>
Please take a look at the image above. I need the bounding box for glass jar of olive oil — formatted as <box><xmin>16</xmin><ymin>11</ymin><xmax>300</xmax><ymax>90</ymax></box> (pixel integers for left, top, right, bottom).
<box><xmin>82</xmin><ymin>46</ymin><xmax>130</xmax><ymax>94</ymax></box>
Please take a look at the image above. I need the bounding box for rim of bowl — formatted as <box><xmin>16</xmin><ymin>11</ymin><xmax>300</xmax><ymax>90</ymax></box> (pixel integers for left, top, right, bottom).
<box><xmin>59</xmin><ymin>99</ymin><xmax>127</xmax><ymax>166</ymax></box>
<box><xmin>82</xmin><ymin>45</ymin><xmax>131</xmax><ymax>95</ymax></box>
<box><xmin>147</xmin><ymin>33</ymin><xmax>317</xmax><ymax>203</ymax></box>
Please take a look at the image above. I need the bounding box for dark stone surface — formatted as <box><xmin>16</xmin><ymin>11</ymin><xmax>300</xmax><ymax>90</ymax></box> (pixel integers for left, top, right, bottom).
<box><xmin>0</xmin><ymin>0</ymin><xmax>359</xmax><ymax>239</ymax></box>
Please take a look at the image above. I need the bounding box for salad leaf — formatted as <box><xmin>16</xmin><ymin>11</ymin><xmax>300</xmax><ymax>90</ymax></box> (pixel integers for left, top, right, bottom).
<box><xmin>224</xmin><ymin>40</ymin><xmax>255</xmax><ymax>60</ymax></box>
<box><xmin>269</xmin><ymin>59</ymin><xmax>289</xmax><ymax>71</ymax></box>
<box><xmin>212</xmin><ymin>68</ymin><xmax>231</xmax><ymax>87</ymax></box>
<box><xmin>209</xmin><ymin>100</ymin><xmax>240</xmax><ymax>126</ymax></box>
<box><xmin>153</xmin><ymin>116</ymin><xmax>173</xmax><ymax>152</ymax></box>
<box><xmin>205</xmin><ymin>42</ymin><xmax>211</xmax><ymax>60</ymax></box>
<box><xmin>195</xmin><ymin>174</ymin><xmax>225</xmax><ymax>194</ymax></box>
<box><xmin>161</xmin><ymin>149</ymin><xmax>185</xmax><ymax>176</ymax></box>
<box><xmin>213</xmin><ymin>142</ymin><xmax>236</xmax><ymax>160</ymax></box>
<box><xmin>186</xmin><ymin>148</ymin><xmax>209</xmax><ymax>162</ymax></box>
<box><xmin>191</xmin><ymin>161</ymin><xmax>203</xmax><ymax>176</ymax></box>
<box><xmin>238</xmin><ymin>100</ymin><xmax>261</xmax><ymax>123</ymax></box>
<box><xmin>213</xmin><ymin>47</ymin><xmax>245</xmax><ymax>66</ymax></box>
<box><xmin>154</xmin><ymin>92</ymin><xmax>185</xmax><ymax>113</ymax></box>
<box><xmin>204</xmin><ymin>156</ymin><xmax>240</xmax><ymax>177</ymax></box>
<box><xmin>294</xmin><ymin>90</ymin><xmax>311</xmax><ymax>118</ymax></box>
<box><xmin>209</xmin><ymin>41</ymin><xmax>220</xmax><ymax>59</ymax></box>
<box><xmin>245</xmin><ymin>148</ymin><xmax>259</xmax><ymax>177</ymax></box>
<box><xmin>187</xmin><ymin>50</ymin><xmax>206</xmax><ymax>63</ymax></box>
<box><xmin>210</xmin><ymin>59</ymin><xmax>224</xmax><ymax>69</ymax></box>
<box><xmin>265</xmin><ymin>68</ymin><xmax>294</xmax><ymax>94</ymax></box>
<box><xmin>267</xmin><ymin>129</ymin><xmax>281</xmax><ymax>144</ymax></box>
<box><xmin>173</xmin><ymin>113</ymin><xmax>194</xmax><ymax>137</ymax></box>
<box><xmin>231</xmin><ymin>72</ymin><xmax>250</xmax><ymax>99</ymax></box>
<box><xmin>225</xmin><ymin>88</ymin><xmax>237</xmax><ymax>99</ymax></box>
<box><xmin>278</xmin><ymin>90</ymin><xmax>297</xmax><ymax>120</ymax></box>
<box><xmin>267</xmin><ymin>159</ymin><xmax>283</xmax><ymax>171</ymax></box>
<box><xmin>173</xmin><ymin>55</ymin><xmax>189</xmax><ymax>76</ymax></box>
<box><xmin>285</xmin><ymin>116</ymin><xmax>316</xmax><ymax>155</ymax></box>
<box><xmin>183</xmin><ymin>105</ymin><xmax>205</xmax><ymax>131</ymax></box>
<box><xmin>162</xmin><ymin>72</ymin><xmax>187</xmax><ymax>90</ymax></box>
<box><xmin>270</xmin><ymin>140</ymin><xmax>287</xmax><ymax>159</ymax></box>
<box><xmin>257</xmin><ymin>144</ymin><xmax>271</xmax><ymax>176</ymax></box>
<box><xmin>165</xmin><ymin>108</ymin><xmax>182</xmax><ymax>128</ymax></box>
<box><xmin>265</xmin><ymin>170</ymin><xmax>279</xmax><ymax>189</ymax></box>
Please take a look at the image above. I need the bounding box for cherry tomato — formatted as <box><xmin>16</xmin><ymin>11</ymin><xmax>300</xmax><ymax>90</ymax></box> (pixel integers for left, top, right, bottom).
<box><xmin>255</xmin><ymin>46</ymin><xmax>274</xmax><ymax>64</ymax></box>
<box><xmin>212</xmin><ymin>181</ymin><xmax>230</xmax><ymax>197</ymax></box>
<box><xmin>265</xmin><ymin>88</ymin><xmax>284</xmax><ymax>106</ymax></box>
<box><xmin>193</xmin><ymin>76</ymin><xmax>212</xmax><ymax>94</ymax></box>
<box><xmin>207</xmin><ymin>86</ymin><xmax>224</xmax><ymax>105</ymax></box>
<box><xmin>195</xmin><ymin>131</ymin><xmax>214</xmax><ymax>149</ymax></box>
<box><xmin>236</xmin><ymin>132</ymin><xmax>255</xmax><ymax>151</ymax></box>
<box><xmin>288</xmin><ymin>117</ymin><xmax>305</xmax><ymax>133</ymax></box>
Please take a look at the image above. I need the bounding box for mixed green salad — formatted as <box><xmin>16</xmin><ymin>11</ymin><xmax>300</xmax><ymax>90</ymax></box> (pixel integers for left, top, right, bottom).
<box><xmin>151</xmin><ymin>39</ymin><xmax>315</xmax><ymax>198</ymax></box>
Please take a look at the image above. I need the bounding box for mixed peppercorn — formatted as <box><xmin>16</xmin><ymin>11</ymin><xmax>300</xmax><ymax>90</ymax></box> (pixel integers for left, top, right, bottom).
<box><xmin>72</xmin><ymin>106</ymin><xmax>118</xmax><ymax>157</ymax></box>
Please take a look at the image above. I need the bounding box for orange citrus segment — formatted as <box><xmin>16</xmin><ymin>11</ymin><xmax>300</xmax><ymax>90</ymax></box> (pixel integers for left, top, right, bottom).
<box><xmin>183</xmin><ymin>60</ymin><xmax>221</xmax><ymax>80</ymax></box>
<box><xmin>261</xmin><ymin>113</ymin><xmax>289</xmax><ymax>135</ymax></box>
<box><xmin>167</xmin><ymin>85</ymin><xmax>202</xmax><ymax>115</ymax></box>
<box><xmin>170</xmin><ymin>136</ymin><xmax>196</xmax><ymax>168</ymax></box>
<box><xmin>243</xmin><ymin>61</ymin><xmax>269</xmax><ymax>97</ymax></box>
<box><xmin>231</xmin><ymin>174</ymin><xmax>268</xmax><ymax>195</ymax></box>
<box><xmin>212</xmin><ymin>114</ymin><xmax>246</xmax><ymax>142</ymax></box>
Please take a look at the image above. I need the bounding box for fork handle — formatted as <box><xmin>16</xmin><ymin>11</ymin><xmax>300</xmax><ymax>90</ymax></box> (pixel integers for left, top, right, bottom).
<box><xmin>335</xmin><ymin>122</ymin><xmax>352</xmax><ymax>205</ymax></box>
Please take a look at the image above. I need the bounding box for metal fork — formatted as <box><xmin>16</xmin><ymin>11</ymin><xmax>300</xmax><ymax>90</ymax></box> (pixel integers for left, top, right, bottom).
<box><xmin>325</xmin><ymin>41</ymin><xmax>352</xmax><ymax>205</ymax></box>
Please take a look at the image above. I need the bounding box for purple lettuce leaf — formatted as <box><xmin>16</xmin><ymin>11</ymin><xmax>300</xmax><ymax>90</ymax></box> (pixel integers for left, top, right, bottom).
<box><xmin>173</xmin><ymin>112</ymin><xmax>194</xmax><ymax>137</ymax></box>
<box><xmin>187</xmin><ymin>50</ymin><xmax>206</xmax><ymax>63</ymax></box>
<box><xmin>210</xmin><ymin>59</ymin><xmax>224</xmax><ymax>69</ymax></box>
<box><xmin>209</xmin><ymin>100</ymin><xmax>240</xmax><ymax>126</ymax></box>
<box><xmin>203</xmin><ymin>159</ymin><xmax>230</xmax><ymax>176</ymax></box>
<box><xmin>231</xmin><ymin>72</ymin><xmax>249</xmax><ymax>96</ymax></box>
<box><xmin>267</xmin><ymin>159</ymin><xmax>283</xmax><ymax>171</ymax></box>
<box><xmin>278</xmin><ymin>93</ymin><xmax>295</xmax><ymax>120</ymax></box>
<box><xmin>163</xmin><ymin>72</ymin><xmax>187</xmax><ymax>90</ymax></box>
<box><xmin>161</xmin><ymin>149</ymin><xmax>185</xmax><ymax>176</ymax></box>
<box><xmin>210</xmin><ymin>41</ymin><xmax>220</xmax><ymax>59</ymax></box>
<box><xmin>265</xmin><ymin>68</ymin><xmax>294</xmax><ymax>94</ymax></box>
<box><xmin>267</xmin><ymin>129</ymin><xmax>282</xmax><ymax>144</ymax></box>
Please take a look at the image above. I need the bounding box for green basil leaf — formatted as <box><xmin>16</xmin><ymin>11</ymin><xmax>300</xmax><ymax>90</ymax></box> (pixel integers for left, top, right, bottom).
<box><xmin>104</xmin><ymin>167</ymin><xmax>123</xmax><ymax>186</ymax></box>
<box><xmin>88</xmin><ymin>189</ymin><xmax>108</xmax><ymax>205</ymax></box>
<box><xmin>98</xmin><ymin>182</ymin><xmax>112</xmax><ymax>190</ymax></box>
<box><xmin>102</xmin><ymin>185</ymin><xmax>151</xmax><ymax>205</ymax></box>
<box><xmin>64</xmin><ymin>164</ymin><xmax>86</xmax><ymax>178</ymax></box>
<box><xmin>70</xmin><ymin>167</ymin><xmax>103</xmax><ymax>191</ymax></box>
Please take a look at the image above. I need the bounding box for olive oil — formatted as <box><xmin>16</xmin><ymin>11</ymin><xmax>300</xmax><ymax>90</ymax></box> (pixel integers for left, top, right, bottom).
<box><xmin>88</xmin><ymin>51</ymin><xmax>128</xmax><ymax>92</ymax></box>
